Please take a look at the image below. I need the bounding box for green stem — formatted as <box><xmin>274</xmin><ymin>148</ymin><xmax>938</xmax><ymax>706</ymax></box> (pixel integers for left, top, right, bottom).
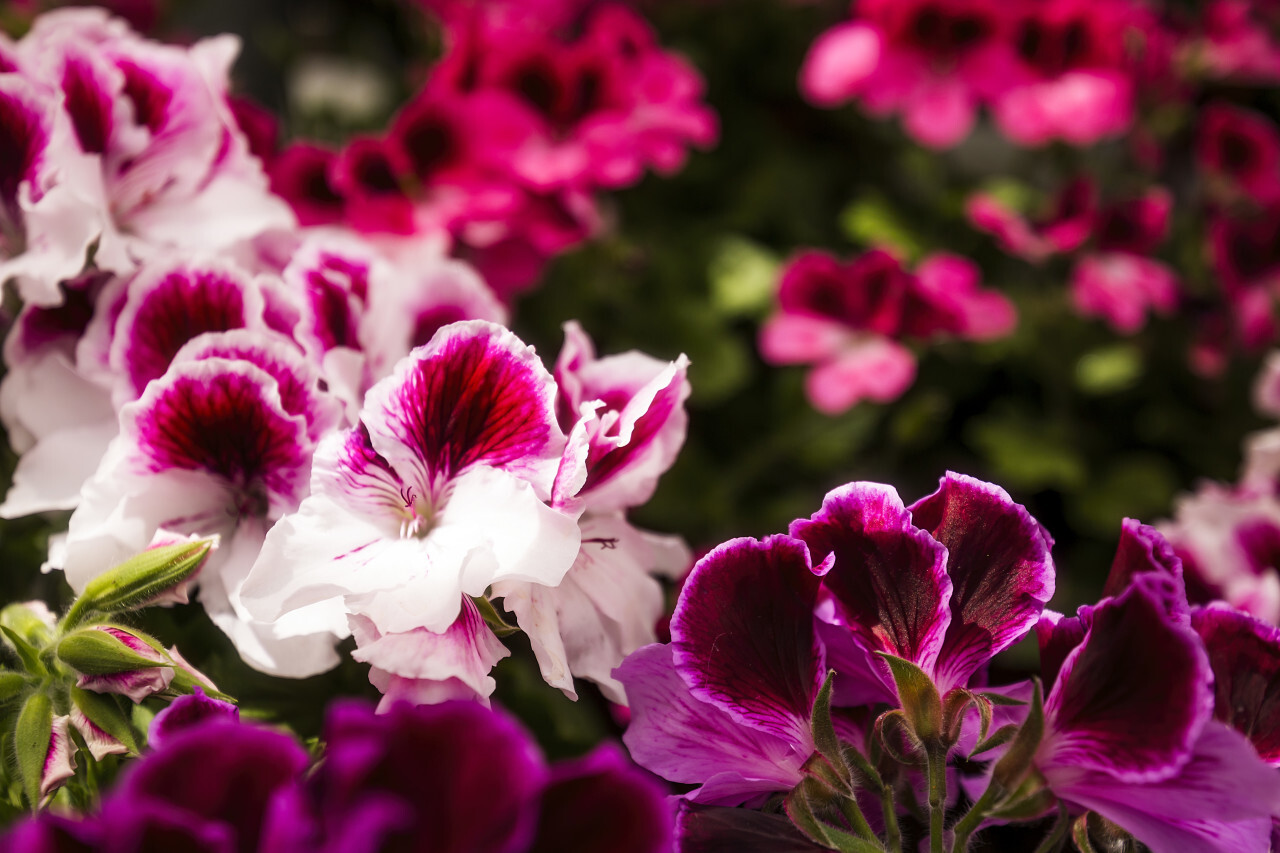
<box><xmin>927</xmin><ymin>745</ymin><xmax>947</xmax><ymax>853</ymax></box>
<box><xmin>879</xmin><ymin>783</ymin><xmax>903</xmax><ymax>853</ymax></box>
<box><xmin>948</xmin><ymin>784</ymin><xmax>999</xmax><ymax>852</ymax></box>
<box><xmin>1032</xmin><ymin>804</ymin><xmax>1070</xmax><ymax>853</ymax></box>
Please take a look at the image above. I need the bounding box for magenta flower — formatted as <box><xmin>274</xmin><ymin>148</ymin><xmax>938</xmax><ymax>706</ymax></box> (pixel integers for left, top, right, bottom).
<box><xmin>990</xmin><ymin>0</ymin><xmax>1157</xmax><ymax>147</ymax></box>
<box><xmin>801</xmin><ymin>0</ymin><xmax>1015</xmax><ymax>148</ymax></box>
<box><xmin>617</xmin><ymin>473</ymin><xmax>1053</xmax><ymax>808</ymax></box>
<box><xmin>268</xmin><ymin>701</ymin><xmax>672</xmax><ymax>853</ymax></box>
<box><xmin>966</xmin><ymin>178</ymin><xmax>1096</xmax><ymax>263</ymax></box>
<box><xmin>759</xmin><ymin>249</ymin><xmax>1014</xmax><ymax>413</ymax></box>
<box><xmin>1033</xmin><ymin>578</ymin><xmax>1280</xmax><ymax>852</ymax></box>
<box><xmin>1199</xmin><ymin>104</ymin><xmax>1280</xmax><ymax>204</ymax></box>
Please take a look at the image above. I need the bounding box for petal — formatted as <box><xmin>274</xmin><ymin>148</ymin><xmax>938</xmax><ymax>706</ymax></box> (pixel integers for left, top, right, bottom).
<box><xmin>118</xmin><ymin>719</ymin><xmax>308</xmax><ymax>853</ymax></box>
<box><xmin>908</xmin><ymin>473</ymin><xmax>1055</xmax><ymax>692</ymax></box>
<box><xmin>496</xmin><ymin>515</ymin><xmax>681</xmax><ymax>702</ymax></box>
<box><xmin>1045</xmin><ymin>723</ymin><xmax>1280</xmax><ymax>853</ymax></box>
<box><xmin>1192</xmin><ymin>604</ymin><xmax>1280</xmax><ymax>764</ymax></box>
<box><xmin>791</xmin><ymin>481</ymin><xmax>951</xmax><ymax>674</ymax></box>
<box><xmin>615</xmin><ymin>644</ymin><xmax>805</xmax><ymax>805</ymax></box>
<box><xmin>362</xmin><ymin>320</ymin><xmax>563</xmax><ymax>498</ymax></box>
<box><xmin>41</xmin><ymin>716</ymin><xmax>78</xmax><ymax>799</ymax></box>
<box><xmin>800</xmin><ymin>22</ymin><xmax>882</xmax><ymax>106</ymax></box>
<box><xmin>314</xmin><ymin>701</ymin><xmax>548</xmax><ymax>853</ymax></box>
<box><xmin>69</xmin><ymin>706</ymin><xmax>129</xmax><ymax>762</ymax></box>
<box><xmin>349</xmin><ymin>598</ymin><xmax>509</xmax><ymax>702</ymax></box>
<box><xmin>171</xmin><ymin>329</ymin><xmax>342</xmax><ymax>443</ymax></box>
<box><xmin>804</xmin><ymin>338</ymin><xmax>916</xmax><ymax>414</ymax></box>
<box><xmin>670</xmin><ymin>535</ymin><xmax>823</xmax><ymax>746</ymax></box>
<box><xmin>124</xmin><ymin>358</ymin><xmax>312</xmax><ymax>514</ymax></box>
<box><xmin>1102</xmin><ymin>519</ymin><xmax>1187</xmax><ymax>619</ymax></box>
<box><xmin>108</xmin><ymin>256</ymin><xmax>266</xmax><ymax>403</ymax></box>
<box><xmin>528</xmin><ymin>744</ymin><xmax>674</xmax><ymax>853</ymax></box>
<box><xmin>148</xmin><ymin>687</ymin><xmax>239</xmax><ymax>750</ymax></box>
<box><xmin>1041</xmin><ymin>582</ymin><xmax>1214</xmax><ymax>783</ymax></box>
<box><xmin>1035</xmin><ymin>609</ymin><xmax>1087</xmax><ymax>693</ymax></box>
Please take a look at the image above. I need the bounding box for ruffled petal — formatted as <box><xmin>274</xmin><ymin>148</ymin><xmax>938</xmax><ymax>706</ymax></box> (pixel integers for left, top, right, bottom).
<box><xmin>670</xmin><ymin>535</ymin><xmax>824</xmax><ymax>746</ymax></box>
<box><xmin>908</xmin><ymin>473</ymin><xmax>1054</xmax><ymax>692</ymax></box>
<box><xmin>792</xmin><ymin>481</ymin><xmax>951</xmax><ymax>675</ymax></box>
<box><xmin>362</xmin><ymin>320</ymin><xmax>563</xmax><ymax>499</ymax></box>
<box><xmin>1041</xmin><ymin>582</ymin><xmax>1214</xmax><ymax>783</ymax></box>
<box><xmin>616</xmin><ymin>644</ymin><xmax>805</xmax><ymax>806</ymax></box>
<box><xmin>1192</xmin><ymin>604</ymin><xmax>1280</xmax><ymax>764</ymax></box>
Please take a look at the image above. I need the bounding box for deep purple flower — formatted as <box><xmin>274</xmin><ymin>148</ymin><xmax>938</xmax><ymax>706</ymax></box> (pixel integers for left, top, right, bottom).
<box><xmin>269</xmin><ymin>701</ymin><xmax>672</xmax><ymax>853</ymax></box>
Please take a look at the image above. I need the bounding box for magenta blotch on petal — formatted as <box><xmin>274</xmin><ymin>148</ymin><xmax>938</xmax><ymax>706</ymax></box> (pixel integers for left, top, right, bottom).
<box><xmin>792</xmin><ymin>482</ymin><xmax>952</xmax><ymax>675</ymax></box>
<box><xmin>1192</xmin><ymin>604</ymin><xmax>1280</xmax><ymax>765</ymax></box>
<box><xmin>908</xmin><ymin>472</ymin><xmax>1054</xmax><ymax>692</ymax></box>
<box><xmin>670</xmin><ymin>535</ymin><xmax>825</xmax><ymax>746</ymax></box>
<box><xmin>1040</xmin><ymin>582</ymin><xmax>1214</xmax><ymax>783</ymax></box>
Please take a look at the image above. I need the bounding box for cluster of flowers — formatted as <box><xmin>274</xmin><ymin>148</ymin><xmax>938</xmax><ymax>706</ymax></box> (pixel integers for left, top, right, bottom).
<box><xmin>771</xmin><ymin>0</ymin><xmax>1280</xmax><ymax>413</ymax></box>
<box><xmin>7</xmin><ymin>690</ymin><xmax>672</xmax><ymax>852</ymax></box>
<box><xmin>0</xmin><ymin>7</ymin><xmax>694</xmax><ymax>712</ymax></box>
<box><xmin>757</xmin><ymin>249</ymin><xmax>1015</xmax><ymax>413</ymax></box>
<box><xmin>267</xmin><ymin>0</ymin><xmax>718</xmax><ymax>298</ymax></box>
<box><xmin>615</xmin><ymin>472</ymin><xmax>1280</xmax><ymax>851</ymax></box>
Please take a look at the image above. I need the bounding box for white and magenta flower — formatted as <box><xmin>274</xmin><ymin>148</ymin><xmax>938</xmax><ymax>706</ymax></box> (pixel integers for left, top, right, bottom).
<box><xmin>242</xmin><ymin>320</ymin><xmax>581</xmax><ymax>696</ymax></box>
<box><xmin>52</xmin><ymin>328</ymin><xmax>346</xmax><ymax>677</ymax></box>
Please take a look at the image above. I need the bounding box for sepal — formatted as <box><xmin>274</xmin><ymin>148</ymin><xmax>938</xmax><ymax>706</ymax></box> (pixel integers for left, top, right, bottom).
<box><xmin>62</xmin><ymin>537</ymin><xmax>217</xmax><ymax>631</ymax></box>
<box><xmin>14</xmin><ymin>691</ymin><xmax>53</xmax><ymax>808</ymax></box>
<box><xmin>70</xmin><ymin>687</ymin><xmax>139</xmax><ymax>755</ymax></box>
<box><xmin>56</xmin><ymin>627</ymin><xmax>171</xmax><ymax>675</ymax></box>
<box><xmin>876</xmin><ymin>652</ymin><xmax>942</xmax><ymax>744</ymax></box>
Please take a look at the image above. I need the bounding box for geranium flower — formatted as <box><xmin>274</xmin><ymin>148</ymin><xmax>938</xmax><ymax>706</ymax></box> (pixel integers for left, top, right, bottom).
<box><xmin>801</xmin><ymin>0</ymin><xmax>1016</xmax><ymax>148</ymax></box>
<box><xmin>241</xmin><ymin>320</ymin><xmax>581</xmax><ymax>697</ymax></box>
<box><xmin>618</xmin><ymin>473</ymin><xmax>1054</xmax><ymax>806</ymax></box>
<box><xmin>759</xmin><ymin>249</ymin><xmax>1015</xmax><ymax>413</ymax></box>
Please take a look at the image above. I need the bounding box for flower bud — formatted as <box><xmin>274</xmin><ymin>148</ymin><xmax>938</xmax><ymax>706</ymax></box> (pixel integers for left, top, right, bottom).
<box><xmin>62</xmin><ymin>536</ymin><xmax>217</xmax><ymax>631</ymax></box>
<box><xmin>56</xmin><ymin>627</ymin><xmax>175</xmax><ymax>703</ymax></box>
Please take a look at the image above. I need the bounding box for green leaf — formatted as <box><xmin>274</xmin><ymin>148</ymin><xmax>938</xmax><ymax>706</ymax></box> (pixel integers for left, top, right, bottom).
<box><xmin>56</xmin><ymin>628</ymin><xmax>168</xmax><ymax>676</ymax></box>
<box><xmin>875</xmin><ymin>653</ymin><xmax>942</xmax><ymax>744</ymax></box>
<box><xmin>14</xmin><ymin>691</ymin><xmax>52</xmax><ymax>808</ymax></box>
<box><xmin>839</xmin><ymin>196</ymin><xmax>922</xmax><ymax>259</ymax></box>
<box><xmin>70</xmin><ymin>687</ymin><xmax>139</xmax><ymax>755</ymax></box>
<box><xmin>64</xmin><ymin>538</ymin><xmax>215</xmax><ymax>630</ymax></box>
<box><xmin>1074</xmin><ymin>344</ymin><xmax>1143</xmax><ymax>395</ymax></box>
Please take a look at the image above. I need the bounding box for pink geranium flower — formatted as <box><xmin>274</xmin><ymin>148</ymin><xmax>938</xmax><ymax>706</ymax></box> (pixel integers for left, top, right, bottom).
<box><xmin>759</xmin><ymin>249</ymin><xmax>1015</xmax><ymax>414</ymax></box>
<box><xmin>801</xmin><ymin>0</ymin><xmax>1016</xmax><ymax>148</ymax></box>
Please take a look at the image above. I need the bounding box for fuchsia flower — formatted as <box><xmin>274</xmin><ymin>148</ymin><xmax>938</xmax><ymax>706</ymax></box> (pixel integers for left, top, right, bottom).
<box><xmin>270</xmin><ymin>1</ymin><xmax>715</xmax><ymax>298</ymax></box>
<box><xmin>1189</xmin><ymin>0</ymin><xmax>1280</xmax><ymax>83</ymax></box>
<box><xmin>966</xmin><ymin>178</ymin><xmax>1095</xmax><ymax>263</ymax></box>
<box><xmin>1069</xmin><ymin>188</ymin><xmax>1180</xmax><ymax>333</ymax></box>
<box><xmin>801</xmin><ymin>0</ymin><xmax>1014</xmax><ymax>148</ymax></box>
<box><xmin>1208</xmin><ymin>206</ymin><xmax>1280</xmax><ymax>350</ymax></box>
<box><xmin>759</xmin><ymin>249</ymin><xmax>1014</xmax><ymax>414</ymax></box>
